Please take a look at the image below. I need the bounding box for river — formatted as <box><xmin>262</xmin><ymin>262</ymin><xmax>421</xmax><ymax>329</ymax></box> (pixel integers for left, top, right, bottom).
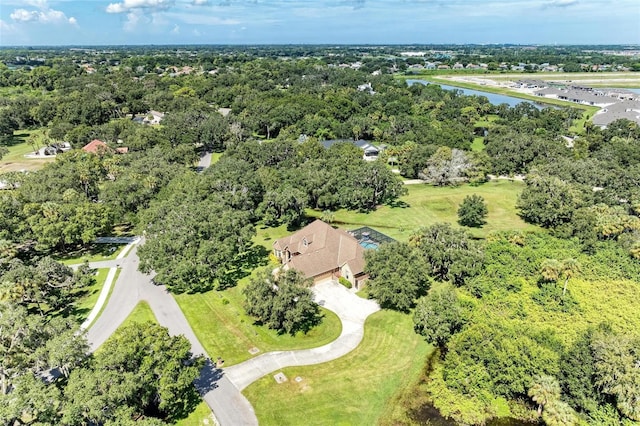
<box><xmin>406</xmin><ymin>79</ymin><xmax>549</xmax><ymax>108</ymax></box>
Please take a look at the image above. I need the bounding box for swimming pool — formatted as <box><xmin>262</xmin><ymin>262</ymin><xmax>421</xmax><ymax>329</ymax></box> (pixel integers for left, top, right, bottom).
<box><xmin>359</xmin><ymin>241</ymin><xmax>379</xmax><ymax>250</ymax></box>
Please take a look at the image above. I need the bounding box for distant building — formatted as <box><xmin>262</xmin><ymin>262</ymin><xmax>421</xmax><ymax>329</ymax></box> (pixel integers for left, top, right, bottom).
<box><xmin>321</xmin><ymin>139</ymin><xmax>382</xmax><ymax>161</ymax></box>
<box><xmin>82</xmin><ymin>139</ymin><xmax>128</xmax><ymax>155</ymax></box>
<box><xmin>82</xmin><ymin>139</ymin><xmax>110</xmax><ymax>154</ymax></box>
<box><xmin>592</xmin><ymin>100</ymin><xmax>640</xmax><ymax>128</ymax></box>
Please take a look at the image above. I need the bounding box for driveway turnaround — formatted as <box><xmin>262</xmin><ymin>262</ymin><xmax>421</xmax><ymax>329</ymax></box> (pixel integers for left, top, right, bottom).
<box><xmin>223</xmin><ymin>280</ymin><xmax>380</xmax><ymax>390</ymax></box>
<box><xmin>84</xmin><ymin>245</ymin><xmax>379</xmax><ymax>425</ymax></box>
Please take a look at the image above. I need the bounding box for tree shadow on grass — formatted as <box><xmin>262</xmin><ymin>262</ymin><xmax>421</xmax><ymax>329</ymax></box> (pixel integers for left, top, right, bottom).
<box><xmin>387</xmin><ymin>199</ymin><xmax>410</xmax><ymax>209</ymax></box>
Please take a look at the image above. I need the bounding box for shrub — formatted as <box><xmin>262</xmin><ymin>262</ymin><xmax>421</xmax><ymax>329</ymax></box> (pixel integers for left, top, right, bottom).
<box><xmin>339</xmin><ymin>276</ymin><xmax>352</xmax><ymax>289</ymax></box>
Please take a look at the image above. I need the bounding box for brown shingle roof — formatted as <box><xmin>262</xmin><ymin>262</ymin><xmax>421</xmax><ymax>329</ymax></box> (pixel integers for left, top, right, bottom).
<box><xmin>274</xmin><ymin>220</ymin><xmax>366</xmax><ymax>278</ymax></box>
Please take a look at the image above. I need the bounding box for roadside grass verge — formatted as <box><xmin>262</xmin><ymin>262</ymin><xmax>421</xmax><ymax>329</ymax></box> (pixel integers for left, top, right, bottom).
<box><xmin>174</xmin><ymin>282</ymin><xmax>342</xmax><ymax>366</ymax></box>
<box><xmin>54</xmin><ymin>243</ymin><xmax>126</xmax><ymax>265</ymax></box>
<box><xmin>121</xmin><ymin>301</ymin><xmax>158</xmax><ymax>326</ymax></box>
<box><xmin>68</xmin><ymin>268</ymin><xmax>110</xmax><ymax>323</ymax></box>
<box><xmin>243</xmin><ymin>310</ymin><xmax>432</xmax><ymax>426</ymax></box>
<box><xmin>307</xmin><ymin>180</ymin><xmax>537</xmax><ymax>241</ymax></box>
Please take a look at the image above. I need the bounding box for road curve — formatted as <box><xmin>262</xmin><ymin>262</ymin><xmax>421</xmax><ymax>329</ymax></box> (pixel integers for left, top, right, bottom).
<box><xmin>223</xmin><ymin>281</ymin><xmax>379</xmax><ymax>390</ymax></box>
<box><xmin>84</xmin><ymin>245</ymin><xmax>379</xmax><ymax>426</ymax></box>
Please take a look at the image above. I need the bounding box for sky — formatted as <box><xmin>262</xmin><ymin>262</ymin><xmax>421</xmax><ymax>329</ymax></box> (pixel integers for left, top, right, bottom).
<box><xmin>0</xmin><ymin>0</ymin><xmax>639</xmax><ymax>46</ymax></box>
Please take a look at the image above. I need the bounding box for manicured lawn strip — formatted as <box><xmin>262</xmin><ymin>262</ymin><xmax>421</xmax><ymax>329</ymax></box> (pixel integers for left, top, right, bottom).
<box><xmin>121</xmin><ymin>301</ymin><xmax>158</xmax><ymax>326</ymax></box>
<box><xmin>175</xmin><ymin>402</ymin><xmax>215</xmax><ymax>426</ymax></box>
<box><xmin>70</xmin><ymin>268</ymin><xmax>109</xmax><ymax>323</ymax></box>
<box><xmin>174</xmin><ymin>283</ymin><xmax>342</xmax><ymax>366</ymax></box>
<box><xmin>307</xmin><ymin>180</ymin><xmax>537</xmax><ymax>241</ymax></box>
<box><xmin>55</xmin><ymin>243</ymin><xmax>126</xmax><ymax>265</ymax></box>
<box><xmin>80</xmin><ymin>268</ymin><xmax>121</xmax><ymax>329</ymax></box>
<box><xmin>243</xmin><ymin>310</ymin><xmax>432</xmax><ymax>426</ymax></box>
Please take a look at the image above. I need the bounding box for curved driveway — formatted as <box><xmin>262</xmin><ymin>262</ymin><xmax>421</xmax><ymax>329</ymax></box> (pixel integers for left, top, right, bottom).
<box><xmin>85</xmin><ymin>244</ymin><xmax>379</xmax><ymax>425</ymax></box>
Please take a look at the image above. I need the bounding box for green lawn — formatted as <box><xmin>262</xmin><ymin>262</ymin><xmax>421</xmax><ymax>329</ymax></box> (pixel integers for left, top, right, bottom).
<box><xmin>174</xmin><ymin>282</ymin><xmax>342</xmax><ymax>366</ymax></box>
<box><xmin>0</xmin><ymin>129</ymin><xmax>56</xmax><ymax>173</ymax></box>
<box><xmin>69</xmin><ymin>268</ymin><xmax>110</xmax><ymax>323</ymax></box>
<box><xmin>210</xmin><ymin>152</ymin><xmax>223</xmax><ymax>164</ymax></box>
<box><xmin>308</xmin><ymin>180</ymin><xmax>537</xmax><ymax>241</ymax></box>
<box><xmin>471</xmin><ymin>136</ymin><xmax>485</xmax><ymax>151</ymax></box>
<box><xmin>175</xmin><ymin>402</ymin><xmax>215</xmax><ymax>426</ymax></box>
<box><xmin>54</xmin><ymin>243</ymin><xmax>127</xmax><ymax>265</ymax></box>
<box><xmin>243</xmin><ymin>310</ymin><xmax>432</xmax><ymax>426</ymax></box>
<box><xmin>121</xmin><ymin>301</ymin><xmax>158</xmax><ymax>326</ymax></box>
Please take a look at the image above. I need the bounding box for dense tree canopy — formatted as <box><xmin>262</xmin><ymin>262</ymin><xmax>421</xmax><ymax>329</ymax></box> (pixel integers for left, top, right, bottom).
<box><xmin>244</xmin><ymin>267</ymin><xmax>321</xmax><ymax>335</ymax></box>
<box><xmin>364</xmin><ymin>241</ymin><xmax>430</xmax><ymax>311</ymax></box>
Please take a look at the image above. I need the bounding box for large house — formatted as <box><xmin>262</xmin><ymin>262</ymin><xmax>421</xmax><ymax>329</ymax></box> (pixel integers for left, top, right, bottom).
<box><xmin>273</xmin><ymin>220</ymin><xmax>368</xmax><ymax>289</ymax></box>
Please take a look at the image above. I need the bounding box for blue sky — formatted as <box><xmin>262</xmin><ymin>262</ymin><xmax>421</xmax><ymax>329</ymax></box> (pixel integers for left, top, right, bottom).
<box><xmin>1</xmin><ymin>0</ymin><xmax>639</xmax><ymax>46</ymax></box>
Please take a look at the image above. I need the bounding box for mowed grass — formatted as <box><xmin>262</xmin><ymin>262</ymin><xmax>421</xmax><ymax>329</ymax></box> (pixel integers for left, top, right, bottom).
<box><xmin>174</xmin><ymin>282</ymin><xmax>341</xmax><ymax>366</ymax></box>
<box><xmin>69</xmin><ymin>268</ymin><xmax>110</xmax><ymax>323</ymax></box>
<box><xmin>309</xmin><ymin>180</ymin><xmax>537</xmax><ymax>242</ymax></box>
<box><xmin>0</xmin><ymin>130</ymin><xmax>56</xmax><ymax>173</ymax></box>
<box><xmin>175</xmin><ymin>402</ymin><xmax>215</xmax><ymax>426</ymax></box>
<box><xmin>243</xmin><ymin>310</ymin><xmax>432</xmax><ymax>426</ymax></box>
<box><xmin>121</xmin><ymin>301</ymin><xmax>158</xmax><ymax>326</ymax></box>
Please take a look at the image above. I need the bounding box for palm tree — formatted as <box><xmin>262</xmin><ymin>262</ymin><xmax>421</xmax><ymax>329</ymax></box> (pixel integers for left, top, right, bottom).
<box><xmin>542</xmin><ymin>400</ymin><xmax>577</xmax><ymax>426</ymax></box>
<box><xmin>560</xmin><ymin>258</ymin><xmax>581</xmax><ymax>296</ymax></box>
<box><xmin>540</xmin><ymin>259</ymin><xmax>562</xmax><ymax>283</ymax></box>
<box><xmin>528</xmin><ymin>375</ymin><xmax>560</xmax><ymax>416</ymax></box>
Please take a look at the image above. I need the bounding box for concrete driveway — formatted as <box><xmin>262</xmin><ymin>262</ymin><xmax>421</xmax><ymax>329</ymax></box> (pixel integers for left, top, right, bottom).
<box><xmin>223</xmin><ymin>280</ymin><xmax>380</xmax><ymax>390</ymax></box>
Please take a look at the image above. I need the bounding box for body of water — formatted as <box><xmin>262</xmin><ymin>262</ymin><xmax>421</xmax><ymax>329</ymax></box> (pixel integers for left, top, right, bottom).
<box><xmin>406</xmin><ymin>79</ymin><xmax>548</xmax><ymax>108</ymax></box>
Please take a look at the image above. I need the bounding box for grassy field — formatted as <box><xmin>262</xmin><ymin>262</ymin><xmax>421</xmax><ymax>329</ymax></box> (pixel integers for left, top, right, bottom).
<box><xmin>174</xmin><ymin>283</ymin><xmax>342</xmax><ymax>366</ymax></box>
<box><xmin>308</xmin><ymin>180</ymin><xmax>537</xmax><ymax>241</ymax></box>
<box><xmin>0</xmin><ymin>130</ymin><xmax>56</xmax><ymax>173</ymax></box>
<box><xmin>54</xmin><ymin>243</ymin><xmax>127</xmax><ymax>266</ymax></box>
<box><xmin>243</xmin><ymin>310</ymin><xmax>432</xmax><ymax>426</ymax></box>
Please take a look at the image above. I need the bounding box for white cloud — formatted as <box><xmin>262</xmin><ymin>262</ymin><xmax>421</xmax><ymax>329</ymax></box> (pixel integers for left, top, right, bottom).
<box><xmin>171</xmin><ymin>24</ymin><xmax>180</xmax><ymax>33</ymax></box>
<box><xmin>10</xmin><ymin>6</ymin><xmax>77</xmax><ymax>24</ymax></box>
<box><xmin>543</xmin><ymin>0</ymin><xmax>578</xmax><ymax>7</ymax></box>
<box><xmin>0</xmin><ymin>19</ymin><xmax>16</xmax><ymax>33</ymax></box>
<box><xmin>123</xmin><ymin>11</ymin><xmax>143</xmax><ymax>31</ymax></box>
<box><xmin>24</xmin><ymin>0</ymin><xmax>48</xmax><ymax>9</ymax></box>
<box><xmin>106</xmin><ymin>0</ymin><xmax>175</xmax><ymax>14</ymax></box>
<box><xmin>192</xmin><ymin>0</ymin><xmax>209</xmax><ymax>5</ymax></box>
<box><xmin>163</xmin><ymin>11</ymin><xmax>241</xmax><ymax>25</ymax></box>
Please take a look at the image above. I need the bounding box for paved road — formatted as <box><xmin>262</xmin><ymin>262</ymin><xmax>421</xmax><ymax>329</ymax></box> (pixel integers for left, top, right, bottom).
<box><xmin>196</xmin><ymin>151</ymin><xmax>213</xmax><ymax>171</ymax></box>
<box><xmin>85</xmin><ymin>248</ymin><xmax>379</xmax><ymax>425</ymax></box>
